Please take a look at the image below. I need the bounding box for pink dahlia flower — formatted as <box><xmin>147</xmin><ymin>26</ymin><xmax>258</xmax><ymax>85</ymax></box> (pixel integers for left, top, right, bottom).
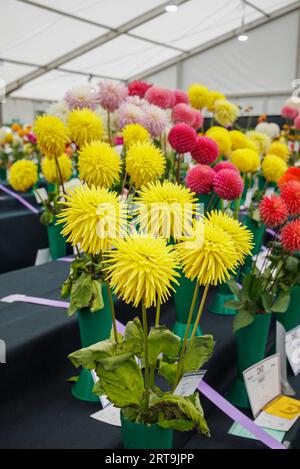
<box><xmin>64</xmin><ymin>84</ymin><xmax>100</xmax><ymax>111</ymax></box>
<box><xmin>172</xmin><ymin>89</ymin><xmax>189</xmax><ymax>106</ymax></box>
<box><xmin>145</xmin><ymin>86</ymin><xmax>174</xmax><ymax>110</ymax></box>
<box><xmin>128</xmin><ymin>81</ymin><xmax>152</xmax><ymax>99</ymax></box>
<box><xmin>142</xmin><ymin>103</ymin><xmax>169</xmax><ymax>137</ymax></box>
<box><xmin>281</xmin><ymin>105</ymin><xmax>299</xmax><ymax>120</ymax></box>
<box><xmin>98</xmin><ymin>80</ymin><xmax>128</xmax><ymax>112</ymax></box>
<box><xmin>172</xmin><ymin>103</ymin><xmax>195</xmax><ymax>126</ymax></box>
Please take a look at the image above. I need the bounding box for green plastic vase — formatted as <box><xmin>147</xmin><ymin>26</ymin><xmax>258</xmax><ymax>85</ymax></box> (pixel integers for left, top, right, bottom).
<box><xmin>0</xmin><ymin>167</ymin><xmax>7</xmax><ymax>181</ymax></box>
<box><xmin>47</xmin><ymin>221</ymin><xmax>67</xmax><ymax>260</ymax></box>
<box><xmin>173</xmin><ymin>271</ymin><xmax>202</xmax><ymax>339</ymax></box>
<box><xmin>227</xmin><ymin>313</ymin><xmax>271</xmax><ymax>408</ymax></box>
<box><xmin>72</xmin><ymin>285</ymin><xmax>112</xmax><ymax>402</ymax></box>
<box><xmin>121</xmin><ymin>414</ymin><xmax>173</xmax><ymax>449</ymax></box>
<box><xmin>275</xmin><ymin>285</ymin><xmax>300</xmax><ymax>332</ymax></box>
<box><xmin>209</xmin><ymin>282</ymin><xmax>236</xmax><ymax>316</ymax></box>
<box><xmin>241</xmin><ymin>216</ymin><xmax>265</xmax><ymax>276</ymax></box>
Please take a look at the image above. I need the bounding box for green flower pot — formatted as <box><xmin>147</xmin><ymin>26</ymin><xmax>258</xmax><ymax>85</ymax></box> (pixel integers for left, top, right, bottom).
<box><xmin>47</xmin><ymin>221</ymin><xmax>67</xmax><ymax>260</ymax></box>
<box><xmin>0</xmin><ymin>167</ymin><xmax>7</xmax><ymax>181</ymax></box>
<box><xmin>241</xmin><ymin>216</ymin><xmax>265</xmax><ymax>276</ymax></box>
<box><xmin>228</xmin><ymin>313</ymin><xmax>271</xmax><ymax>408</ymax></box>
<box><xmin>275</xmin><ymin>285</ymin><xmax>300</xmax><ymax>332</ymax></box>
<box><xmin>72</xmin><ymin>285</ymin><xmax>112</xmax><ymax>402</ymax></box>
<box><xmin>121</xmin><ymin>414</ymin><xmax>173</xmax><ymax>449</ymax></box>
<box><xmin>173</xmin><ymin>271</ymin><xmax>202</xmax><ymax>339</ymax></box>
<box><xmin>209</xmin><ymin>282</ymin><xmax>236</xmax><ymax>316</ymax></box>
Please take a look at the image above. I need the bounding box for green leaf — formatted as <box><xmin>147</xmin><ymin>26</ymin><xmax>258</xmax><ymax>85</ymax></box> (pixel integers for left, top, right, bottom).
<box><xmin>271</xmin><ymin>292</ymin><xmax>291</xmax><ymax>313</ymax></box>
<box><xmin>227</xmin><ymin>280</ymin><xmax>240</xmax><ymax>299</ymax></box>
<box><xmin>90</xmin><ymin>280</ymin><xmax>104</xmax><ymax>313</ymax></box>
<box><xmin>285</xmin><ymin>256</ymin><xmax>299</xmax><ymax>273</ymax></box>
<box><xmin>158</xmin><ymin>361</ymin><xmax>177</xmax><ymax>386</ymax></box>
<box><xmin>158</xmin><ymin>414</ymin><xmax>194</xmax><ymax>432</ymax></box>
<box><xmin>61</xmin><ymin>279</ymin><xmax>72</xmax><ymax>299</ymax></box>
<box><xmin>233</xmin><ymin>309</ymin><xmax>255</xmax><ymax>333</ymax></box>
<box><xmin>183</xmin><ymin>335</ymin><xmax>214</xmax><ymax>373</ymax></box>
<box><xmin>148</xmin><ymin>326</ymin><xmax>181</xmax><ymax>367</ymax></box>
<box><xmin>224</xmin><ymin>300</ymin><xmax>243</xmax><ymax>310</ymax></box>
<box><xmin>96</xmin><ymin>360</ymin><xmax>144</xmax><ymax>407</ymax></box>
<box><xmin>124</xmin><ymin>317</ymin><xmax>144</xmax><ymax>356</ymax></box>
<box><xmin>261</xmin><ymin>292</ymin><xmax>272</xmax><ymax>313</ymax></box>
<box><xmin>68</xmin><ymin>339</ymin><xmax>115</xmax><ymax>369</ymax></box>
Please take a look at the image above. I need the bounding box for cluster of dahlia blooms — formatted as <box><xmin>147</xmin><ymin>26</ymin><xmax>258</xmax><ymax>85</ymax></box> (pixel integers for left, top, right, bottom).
<box><xmin>281</xmin><ymin>97</ymin><xmax>300</xmax><ymax>129</ymax></box>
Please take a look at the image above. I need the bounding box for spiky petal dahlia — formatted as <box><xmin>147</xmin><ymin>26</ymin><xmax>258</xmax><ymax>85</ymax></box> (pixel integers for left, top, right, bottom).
<box><xmin>98</xmin><ymin>80</ymin><xmax>128</xmax><ymax>112</ymax></box>
<box><xmin>172</xmin><ymin>89</ymin><xmax>189</xmax><ymax>106</ymax></box>
<box><xmin>172</xmin><ymin>103</ymin><xmax>195</xmax><ymax>126</ymax></box>
<box><xmin>262</xmin><ymin>154</ymin><xmax>288</xmax><ymax>183</ymax></box>
<box><xmin>122</xmin><ymin>123</ymin><xmax>150</xmax><ymax>148</ymax></box>
<box><xmin>105</xmin><ymin>235</ymin><xmax>180</xmax><ymax>308</ymax></box>
<box><xmin>78</xmin><ymin>141</ymin><xmax>121</xmax><ymax>189</ymax></box>
<box><xmin>206</xmin><ymin>211</ymin><xmax>253</xmax><ymax>264</ymax></box>
<box><xmin>145</xmin><ymin>86</ymin><xmax>173</xmax><ymax>109</ymax></box>
<box><xmin>126</xmin><ymin>142</ymin><xmax>165</xmax><ymax>188</ymax></box>
<box><xmin>280</xmin><ymin>180</ymin><xmax>300</xmax><ymax>216</ymax></box>
<box><xmin>41</xmin><ymin>154</ymin><xmax>72</xmax><ymax>184</ymax></box>
<box><xmin>281</xmin><ymin>219</ymin><xmax>300</xmax><ymax>252</ymax></box>
<box><xmin>176</xmin><ymin>218</ymin><xmax>238</xmax><ymax>286</ymax></box>
<box><xmin>57</xmin><ymin>185</ymin><xmax>127</xmax><ymax>254</ymax></box>
<box><xmin>206</xmin><ymin>127</ymin><xmax>232</xmax><ymax>156</ymax></box>
<box><xmin>278</xmin><ymin>167</ymin><xmax>300</xmax><ymax>188</ymax></box>
<box><xmin>135</xmin><ymin>181</ymin><xmax>197</xmax><ymax>241</ymax></box>
<box><xmin>186</xmin><ymin>165</ymin><xmax>215</xmax><ymax>195</ymax></box>
<box><xmin>259</xmin><ymin>195</ymin><xmax>288</xmax><ymax>227</ymax></box>
<box><xmin>213</xmin><ymin>169</ymin><xmax>244</xmax><ymax>200</ymax></box>
<box><xmin>118</xmin><ymin>102</ymin><xmax>145</xmax><ymax>129</ymax></box>
<box><xmin>168</xmin><ymin>123</ymin><xmax>197</xmax><ymax>154</ymax></box>
<box><xmin>214</xmin><ymin>100</ymin><xmax>239</xmax><ymax>127</ymax></box>
<box><xmin>214</xmin><ymin>161</ymin><xmax>239</xmax><ymax>173</ymax></box>
<box><xmin>64</xmin><ymin>84</ymin><xmax>100</xmax><ymax>111</ymax></box>
<box><xmin>128</xmin><ymin>81</ymin><xmax>152</xmax><ymax>99</ymax></box>
<box><xmin>230</xmin><ymin>149</ymin><xmax>259</xmax><ymax>173</ymax></box>
<box><xmin>269</xmin><ymin>142</ymin><xmax>290</xmax><ymax>162</ymax></box>
<box><xmin>188</xmin><ymin>84</ymin><xmax>209</xmax><ymax>110</ymax></box>
<box><xmin>67</xmin><ymin>108</ymin><xmax>103</xmax><ymax>148</ymax></box>
<box><xmin>142</xmin><ymin>103</ymin><xmax>169</xmax><ymax>138</ymax></box>
<box><xmin>191</xmin><ymin>136</ymin><xmax>219</xmax><ymax>165</ymax></box>
<box><xmin>9</xmin><ymin>160</ymin><xmax>38</xmax><ymax>192</ymax></box>
<box><xmin>34</xmin><ymin>115</ymin><xmax>68</xmax><ymax>158</ymax></box>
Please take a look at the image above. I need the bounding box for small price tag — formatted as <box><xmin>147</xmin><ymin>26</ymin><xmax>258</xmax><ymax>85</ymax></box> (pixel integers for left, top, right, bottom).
<box><xmin>174</xmin><ymin>370</ymin><xmax>206</xmax><ymax>397</ymax></box>
<box><xmin>90</xmin><ymin>406</ymin><xmax>121</xmax><ymax>427</ymax></box>
<box><xmin>33</xmin><ymin>188</ymin><xmax>48</xmax><ymax>203</ymax></box>
<box><xmin>286</xmin><ymin>326</ymin><xmax>300</xmax><ymax>376</ymax></box>
<box><xmin>63</xmin><ymin>178</ymin><xmax>81</xmax><ymax>194</ymax></box>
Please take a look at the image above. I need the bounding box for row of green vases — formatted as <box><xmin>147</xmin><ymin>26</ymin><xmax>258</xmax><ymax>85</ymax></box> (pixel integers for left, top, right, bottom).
<box><xmin>0</xmin><ymin>167</ymin><xmax>7</xmax><ymax>181</ymax></box>
<box><xmin>47</xmin><ymin>221</ymin><xmax>67</xmax><ymax>260</ymax></box>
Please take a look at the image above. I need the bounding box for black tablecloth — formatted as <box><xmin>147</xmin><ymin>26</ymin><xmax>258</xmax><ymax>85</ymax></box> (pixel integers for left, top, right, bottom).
<box><xmin>0</xmin><ymin>260</ymin><xmax>299</xmax><ymax>449</ymax></box>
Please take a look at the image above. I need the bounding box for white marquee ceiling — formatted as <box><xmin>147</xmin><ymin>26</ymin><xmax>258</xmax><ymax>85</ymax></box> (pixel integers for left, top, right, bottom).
<box><xmin>0</xmin><ymin>0</ymin><xmax>298</xmax><ymax>100</ymax></box>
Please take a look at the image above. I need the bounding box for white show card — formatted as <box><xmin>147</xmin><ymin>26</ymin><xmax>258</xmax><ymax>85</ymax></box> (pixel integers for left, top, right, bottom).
<box><xmin>286</xmin><ymin>325</ymin><xmax>300</xmax><ymax>376</ymax></box>
<box><xmin>228</xmin><ymin>421</ymin><xmax>285</xmax><ymax>443</ymax></box>
<box><xmin>91</xmin><ymin>406</ymin><xmax>121</xmax><ymax>427</ymax></box>
<box><xmin>33</xmin><ymin>188</ymin><xmax>48</xmax><ymax>203</ymax></box>
<box><xmin>255</xmin><ymin>411</ymin><xmax>298</xmax><ymax>433</ymax></box>
<box><xmin>174</xmin><ymin>370</ymin><xmax>206</xmax><ymax>397</ymax></box>
<box><xmin>62</xmin><ymin>178</ymin><xmax>81</xmax><ymax>194</ymax></box>
<box><xmin>243</xmin><ymin>354</ymin><xmax>281</xmax><ymax>418</ymax></box>
<box><xmin>276</xmin><ymin>322</ymin><xmax>295</xmax><ymax>396</ymax></box>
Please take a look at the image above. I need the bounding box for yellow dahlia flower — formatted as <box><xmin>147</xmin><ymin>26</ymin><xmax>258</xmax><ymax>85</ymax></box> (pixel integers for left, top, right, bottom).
<box><xmin>229</xmin><ymin>130</ymin><xmax>247</xmax><ymax>150</ymax></box>
<box><xmin>244</xmin><ymin>138</ymin><xmax>258</xmax><ymax>152</ymax></box>
<box><xmin>67</xmin><ymin>108</ymin><xmax>103</xmax><ymax>148</ymax></box>
<box><xmin>206</xmin><ymin>90</ymin><xmax>226</xmax><ymax>113</ymax></box>
<box><xmin>135</xmin><ymin>181</ymin><xmax>197</xmax><ymax>241</ymax></box>
<box><xmin>261</xmin><ymin>154</ymin><xmax>288</xmax><ymax>183</ymax></box>
<box><xmin>230</xmin><ymin>149</ymin><xmax>259</xmax><ymax>173</ymax></box>
<box><xmin>126</xmin><ymin>142</ymin><xmax>165</xmax><ymax>188</ymax></box>
<box><xmin>206</xmin><ymin>211</ymin><xmax>253</xmax><ymax>264</ymax></box>
<box><xmin>269</xmin><ymin>142</ymin><xmax>290</xmax><ymax>162</ymax></box>
<box><xmin>105</xmin><ymin>235</ymin><xmax>180</xmax><ymax>308</ymax></box>
<box><xmin>9</xmin><ymin>160</ymin><xmax>38</xmax><ymax>192</ymax></box>
<box><xmin>122</xmin><ymin>123</ymin><xmax>150</xmax><ymax>148</ymax></box>
<box><xmin>246</xmin><ymin>131</ymin><xmax>271</xmax><ymax>155</ymax></box>
<box><xmin>78</xmin><ymin>141</ymin><xmax>121</xmax><ymax>189</ymax></box>
<box><xmin>34</xmin><ymin>115</ymin><xmax>68</xmax><ymax>158</ymax></box>
<box><xmin>176</xmin><ymin>218</ymin><xmax>238</xmax><ymax>286</ymax></box>
<box><xmin>41</xmin><ymin>154</ymin><xmax>72</xmax><ymax>184</ymax></box>
<box><xmin>188</xmin><ymin>84</ymin><xmax>209</xmax><ymax>110</ymax></box>
<box><xmin>214</xmin><ymin>100</ymin><xmax>239</xmax><ymax>127</ymax></box>
<box><xmin>206</xmin><ymin>127</ymin><xmax>231</xmax><ymax>156</ymax></box>
<box><xmin>57</xmin><ymin>185</ymin><xmax>127</xmax><ymax>254</ymax></box>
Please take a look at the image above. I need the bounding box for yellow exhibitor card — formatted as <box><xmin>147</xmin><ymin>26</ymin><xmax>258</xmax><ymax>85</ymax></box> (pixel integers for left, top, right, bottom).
<box><xmin>263</xmin><ymin>395</ymin><xmax>300</xmax><ymax>420</ymax></box>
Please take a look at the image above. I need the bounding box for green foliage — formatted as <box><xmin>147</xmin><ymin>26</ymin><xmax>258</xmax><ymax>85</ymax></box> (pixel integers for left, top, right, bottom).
<box><xmin>61</xmin><ymin>255</ymin><xmax>105</xmax><ymax>316</ymax></box>
<box><xmin>40</xmin><ymin>189</ymin><xmax>62</xmax><ymax>226</ymax></box>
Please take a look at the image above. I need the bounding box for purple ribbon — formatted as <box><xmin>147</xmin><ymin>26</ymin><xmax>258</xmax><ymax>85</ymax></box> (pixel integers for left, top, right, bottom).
<box><xmin>57</xmin><ymin>257</ymin><xmax>74</xmax><ymax>263</ymax></box>
<box><xmin>0</xmin><ymin>184</ymin><xmax>39</xmax><ymax>214</ymax></box>
<box><xmin>266</xmin><ymin>228</ymin><xmax>280</xmax><ymax>240</ymax></box>
<box><xmin>198</xmin><ymin>381</ymin><xmax>286</xmax><ymax>450</ymax></box>
<box><xmin>0</xmin><ymin>293</ymin><xmax>286</xmax><ymax>449</ymax></box>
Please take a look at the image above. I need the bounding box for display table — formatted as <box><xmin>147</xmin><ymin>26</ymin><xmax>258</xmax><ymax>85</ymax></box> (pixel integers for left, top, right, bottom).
<box><xmin>0</xmin><ymin>260</ymin><xmax>299</xmax><ymax>449</ymax></box>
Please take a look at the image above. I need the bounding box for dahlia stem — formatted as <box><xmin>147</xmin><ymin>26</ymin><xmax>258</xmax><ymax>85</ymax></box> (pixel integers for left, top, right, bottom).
<box><xmin>190</xmin><ymin>284</ymin><xmax>210</xmax><ymax>339</ymax></box>
<box><xmin>176</xmin><ymin>154</ymin><xmax>183</xmax><ymax>183</ymax></box>
<box><xmin>173</xmin><ymin>281</ymin><xmax>200</xmax><ymax>390</ymax></box>
<box><xmin>54</xmin><ymin>155</ymin><xmax>67</xmax><ymax>198</ymax></box>
<box><xmin>121</xmin><ymin>171</ymin><xmax>128</xmax><ymax>196</ymax></box>
<box><xmin>155</xmin><ymin>300</ymin><xmax>161</xmax><ymax>327</ymax></box>
<box><xmin>105</xmin><ymin>279</ymin><xmax>119</xmax><ymax>345</ymax></box>
<box><xmin>142</xmin><ymin>301</ymin><xmax>150</xmax><ymax>408</ymax></box>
